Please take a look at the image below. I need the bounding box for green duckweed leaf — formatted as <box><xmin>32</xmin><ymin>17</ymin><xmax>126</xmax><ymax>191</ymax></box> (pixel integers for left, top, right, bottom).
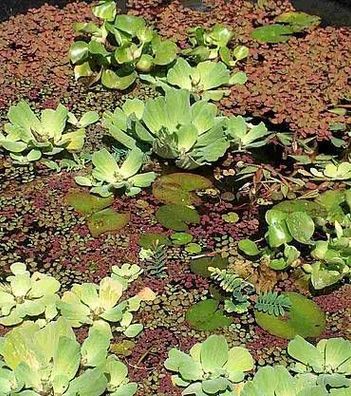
<box><xmin>238</xmin><ymin>239</ymin><xmax>260</xmax><ymax>256</ymax></box>
<box><xmin>251</xmin><ymin>24</ymin><xmax>294</xmax><ymax>43</ymax></box>
<box><xmin>170</xmin><ymin>232</ymin><xmax>193</xmax><ymax>245</ymax></box>
<box><xmin>138</xmin><ymin>233</ymin><xmax>170</xmax><ymax>249</ymax></box>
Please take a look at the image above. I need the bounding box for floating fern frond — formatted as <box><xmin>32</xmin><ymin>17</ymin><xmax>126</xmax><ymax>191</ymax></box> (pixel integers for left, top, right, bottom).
<box><xmin>147</xmin><ymin>244</ymin><xmax>168</xmax><ymax>278</ymax></box>
<box><xmin>255</xmin><ymin>291</ymin><xmax>292</xmax><ymax>316</ymax></box>
<box><xmin>208</xmin><ymin>267</ymin><xmax>244</xmax><ymax>292</ymax></box>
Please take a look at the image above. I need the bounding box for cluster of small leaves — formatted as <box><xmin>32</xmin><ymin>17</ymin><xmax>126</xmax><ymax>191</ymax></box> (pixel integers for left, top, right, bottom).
<box><xmin>255</xmin><ymin>291</ymin><xmax>292</xmax><ymax>316</ymax></box>
<box><xmin>70</xmin><ymin>1</ymin><xmax>178</xmax><ymax>89</ymax></box>
<box><xmin>139</xmin><ymin>242</ymin><xmax>169</xmax><ymax>278</ymax></box>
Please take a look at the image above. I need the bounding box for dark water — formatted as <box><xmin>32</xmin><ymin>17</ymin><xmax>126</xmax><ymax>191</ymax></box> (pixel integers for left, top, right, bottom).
<box><xmin>0</xmin><ymin>0</ymin><xmax>351</xmax><ymax>25</ymax></box>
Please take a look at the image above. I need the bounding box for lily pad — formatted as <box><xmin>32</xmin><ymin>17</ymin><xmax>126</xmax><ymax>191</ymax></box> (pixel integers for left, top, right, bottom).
<box><xmin>276</xmin><ymin>11</ymin><xmax>321</xmax><ymax>31</ymax></box>
<box><xmin>190</xmin><ymin>255</ymin><xmax>228</xmax><ymax>278</ymax></box>
<box><xmin>152</xmin><ymin>173</ymin><xmax>212</xmax><ymax>206</ymax></box>
<box><xmin>254</xmin><ymin>292</ymin><xmax>325</xmax><ymax>339</ymax></box>
<box><xmin>87</xmin><ymin>208</ymin><xmax>130</xmax><ymax>237</ymax></box>
<box><xmin>138</xmin><ymin>233</ymin><xmax>170</xmax><ymax>249</ymax></box>
<box><xmin>185</xmin><ymin>243</ymin><xmax>202</xmax><ymax>254</ymax></box>
<box><xmin>156</xmin><ymin>204</ymin><xmax>200</xmax><ymax>231</ymax></box>
<box><xmin>65</xmin><ymin>189</ymin><xmax>113</xmax><ymax>216</ymax></box>
<box><xmin>222</xmin><ymin>212</ymin><xmax>239</xmax><ymax>223</ymax></box>
<box><xmin>186</xmin><ymin>299</ymin><xmax>232</xmax><ymax>331</ymax></box>
<box><xmin>170</xmin><ymin>232</ymin><xmax>193</xmax><ymax>245</ymax></box>
<box><xmin>251</xmin><ymin>24</ymin><xmax>294</xmax><ymax>43</ymax></box>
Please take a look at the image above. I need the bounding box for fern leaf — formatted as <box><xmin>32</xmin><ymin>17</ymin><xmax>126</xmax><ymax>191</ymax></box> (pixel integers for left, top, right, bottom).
<box><xmin>208</xmin><ymin>267</ymin><xmax>244</xmax><ymax>292</ymax></box>
<box><xmin>255</xmin><ymin>291</ymin><xmax>292</xmax><ymax>316</ymax></box>
<box><xmin>147</xmin><ymin>244</ymin><xmax>168</xmax><ymax>278</ymax></box>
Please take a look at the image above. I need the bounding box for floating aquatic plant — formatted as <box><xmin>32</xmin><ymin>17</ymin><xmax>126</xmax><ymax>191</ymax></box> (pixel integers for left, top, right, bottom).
<box><xmin>75</xmin><ymin>147</ymin><xmax>156</xmax><ymax>197</ymax></box>
<box><xmin>254</xmin><ymin>292</ymin><xmax>325</xmax><ymax>339</ymax></box>
<box><xmin>70</xmin><ymin>4</ymin><xmax>177</xmax><ymax>89</ymax></box>
<box><xmin>165</xmin><ymin>334</ymin><xmax>254</xmax><ymax>394</ymax></box>
<box><xmin>0</xmin><ymin>101</ymin><xmax>98</xmax><ymax>164</ymax></box>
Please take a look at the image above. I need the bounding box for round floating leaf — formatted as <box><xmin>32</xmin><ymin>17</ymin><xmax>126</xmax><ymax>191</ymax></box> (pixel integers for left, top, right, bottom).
<box><xmin>254</xmin><ymin>292</ymin><xmax>325</xmax><ymax>339</ymax></box>
<box><xmin>190</xmin><ymin>255</ymin><xmax>228</xmax><ymax>278</ymax></box>
<box><xmin>286</xmin><ymin>212</ymin><xmax>314</xmax><ymax>244</ymax></box>
<box><xmin>156</xmin><ymin>204</ymin><xmax>200</xmax><ymax>231</ymax></box>
<box><xmin>186</xmin><ymin>299</ymin><xmax>232</xmax><ymax>331</ymax></box>
<box><xmin>238</xmin><ymin>239</ymin><xmax>261</xmax><ymax>256</ymax></box>
<box><xmin>170</xmin><ymin>232</ymin><xmax>193</xmax><ymax>245</ymax></box>
<box><xmin>65</xmin><ymin>189</ymin><xmax>113</xmax><ymax>216</ymax></box>
<box><xmin>152</xmin><ymin>173</ymin><xmax>212</xmax><ymax>206</ymax></box>
<box><xmin>185</xmin><ymin>243</ymin><xmax>202</xmax><ymax>254</ymax></box>
<box><xmin>251</xmin><ymin>24</ymin><xmax>294</xmax><ymax>43</ymax></box>
<box><xmin>276</xmin><ymin>11</ymin><xmax>321</xmax><ymax>31</ymax></box>
<box><xmin>222</xmin><ymin>212</ymin><xmax>239</xmax><ymax>223</ymax></box>
<box><xmin>87</xmin><ymin>208</ymin><xmax>130</xmax><ymax>237</ymax></box>
<box><xmin>138</xmin><ymin>233</ymin><xmax>170</xmax><ymax>249</ymax></box>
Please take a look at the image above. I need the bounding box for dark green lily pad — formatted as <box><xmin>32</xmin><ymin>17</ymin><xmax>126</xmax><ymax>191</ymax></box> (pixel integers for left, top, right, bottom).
<box><xmin>254</xmin><ymin>292</ymin><xmax>325</xmax><ymax>339</ymax></box>
<box><xmin>152</xmin><ymin>173</ymin><xmax>212</xmax><ymax>206</ymax></box>
<box><xmin>138</xmin><ymin>233</ymin><xmax>170</xmax><ymax>249</ymax></box>
<box><xmin>186</xmin><ymin>299</ymin><xmax>232</xmax><ymax>331</ymax></box>
<box><xmin>156</xmin><ymin>204</ymin><xmax>200</xmax><ymax>231</ymax></box>
<box><xmin>65</xmin><ymin>189</ymin><xmax>113</xmax><ymax>216</ymax></box>
<box><xmin>190</xmin><ymin>255</ymin><xmax>228</xmax><ymax>278</ymax></box>
<box><xmin>87</xmin><ymin>208</ymin><xmax>130</xmax><ymax>237</ymax></box>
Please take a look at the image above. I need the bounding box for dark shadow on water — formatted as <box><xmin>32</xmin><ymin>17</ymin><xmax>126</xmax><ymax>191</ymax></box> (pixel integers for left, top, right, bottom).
<box><xmin>1</xmin><ymin>0</ymin><xmax>351</xmax><ymax>26</ymax></box>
